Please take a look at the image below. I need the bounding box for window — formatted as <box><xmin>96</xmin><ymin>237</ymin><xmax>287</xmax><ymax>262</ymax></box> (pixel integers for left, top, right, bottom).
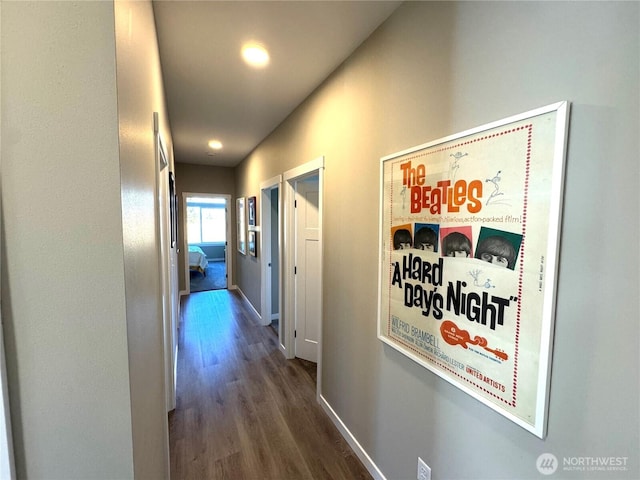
<box><xmin>186</xmin><ymin>197</ymin><xmax>226</xmax><ymax>244</ymax></box>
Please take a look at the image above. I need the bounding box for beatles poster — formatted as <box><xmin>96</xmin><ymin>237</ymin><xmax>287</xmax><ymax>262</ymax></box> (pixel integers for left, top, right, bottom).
<box><xmin>378</xmin><ymin>102</ymin><xmax>569</xmax><ymax>437</ymax></box>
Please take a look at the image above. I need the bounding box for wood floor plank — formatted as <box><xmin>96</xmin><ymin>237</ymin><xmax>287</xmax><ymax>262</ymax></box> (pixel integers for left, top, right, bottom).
<box><xmin>170</xmin><ymin>289</ymin><xmax>372</xmax><ymax>480</ymax></box>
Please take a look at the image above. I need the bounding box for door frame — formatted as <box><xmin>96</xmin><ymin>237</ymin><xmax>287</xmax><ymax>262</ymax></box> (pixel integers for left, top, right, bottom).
<box><xmin>0</xmin><ymin>317</ymin><xmax>15</xmax><ymax>479</ymax></box>
<box><xmin>260</xmin><ymin>175</ymin><xmax>282</xmax><ymax>334</ymax></box>
<box><xmin>283</xmin><ymin>157</ymin><xmax>324</xmax><ymax>396</ymax></box>
<box><xmin>154</xmin><ymin>113</ymin><xmax>176</xmax><ymax>412</ymax></box>
<box><xmin>181</xmin><ymin>192</ymin><xmax>233</xmax><ymax>295</ymax></box>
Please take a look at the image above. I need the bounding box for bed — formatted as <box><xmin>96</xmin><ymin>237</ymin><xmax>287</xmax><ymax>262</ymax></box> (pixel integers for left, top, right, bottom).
<box><xmin>188</xmin><ymin>245</ymin><xmax>209</xmax><ymax>276</ymax></box>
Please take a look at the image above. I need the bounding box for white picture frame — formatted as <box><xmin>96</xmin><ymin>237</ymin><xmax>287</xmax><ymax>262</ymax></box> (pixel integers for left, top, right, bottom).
<box><xmin>237</xmin><ymin>197</ymin><xmax>246</xmax><ymax>255</ymax></box>
<box><xmin>377</xmin><ymin>102</ymin><xmax>570</xmax><ymax>438</ymax></box>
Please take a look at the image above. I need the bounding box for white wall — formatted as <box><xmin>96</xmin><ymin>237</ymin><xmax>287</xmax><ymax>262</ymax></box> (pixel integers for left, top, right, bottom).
<box><xmin>0</xmin><ymin>6</ymin><xmax>14</xmax><ymax>478</ymax></box>
<box><xmin>0</xmin><ymin>2</ymin><xmax>134</xmax><ymax>477</ymax></box>
<box><xmin>114</xmin><ymin>1</ymin><xmax>171</xmax><ymax>478</ymax></box>
<box><xmin>235</xmin><ymin>2</ymin><xmax>639</xmax><ymax>479</ymax></box>
<box><xmin>1</xmin><ymin>1</ymin><xmax>172</xmax><ymax>477</ymax></box>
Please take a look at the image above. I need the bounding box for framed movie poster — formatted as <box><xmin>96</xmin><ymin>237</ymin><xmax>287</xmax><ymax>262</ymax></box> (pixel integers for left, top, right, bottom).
<box><xmin>377</xmin><ymin>102</ymin><xmax>570</xmax><ymax>437</ymax></box>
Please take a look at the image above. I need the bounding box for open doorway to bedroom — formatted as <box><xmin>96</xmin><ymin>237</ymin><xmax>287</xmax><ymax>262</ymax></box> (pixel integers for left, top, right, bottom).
<box><xmin>184</xmin><ymin>194</ymin><xmax>231</xmax><ymax>292</ymax></box>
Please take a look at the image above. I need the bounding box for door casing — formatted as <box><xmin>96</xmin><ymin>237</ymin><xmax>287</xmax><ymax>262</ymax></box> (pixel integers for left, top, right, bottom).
<box><xmin>292</xmin><ymin>175</ymin><xmax>320</xmax><ymax>363</ymax></box>
<box><xmin>260</xmin><ymin>175</ymin><xmax>283</xmax><ymax>338</ymax></box>
<box><xmin>154</xmin><ymin>114</ymin><xmax>176</xmax><ymax>413</ymax></box>
<box><xmin>282</xmin><ymin>157</ymin><xmax>324</xmax><ymax>396</ymax></box>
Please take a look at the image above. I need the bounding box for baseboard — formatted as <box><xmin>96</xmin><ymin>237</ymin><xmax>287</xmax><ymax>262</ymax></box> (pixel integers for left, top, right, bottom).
<box><xmin>271</xmin><ymin>313</ymin><xmax>280</xmax><ymax>321</ymax></box>
<box><xmin>318</xmin><ymin>394</ymin><xmax>386</xmax><ymax>480</ymax></box>
<box><xmin>234</xmin><ymin>286</ymin><xmax>262</xmax><ymax>322</ymax></box>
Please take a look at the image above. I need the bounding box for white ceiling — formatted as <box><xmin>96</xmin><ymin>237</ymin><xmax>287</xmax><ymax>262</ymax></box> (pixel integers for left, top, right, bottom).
<box><xmin>153</xmin><ymin>1</ymin><xmax>401</xmax><ymax>167</ymax></box>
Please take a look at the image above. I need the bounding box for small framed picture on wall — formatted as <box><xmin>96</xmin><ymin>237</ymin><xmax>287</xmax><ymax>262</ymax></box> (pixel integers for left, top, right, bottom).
<box><xmin>248</xmin><ymin>196</ymin><xmax>257</xmax><ymax>228</ymax></box>
<box><xmin>248</xmin><ymin>230</ymin><xmax>257</xmax><ymax>257</ymax></box>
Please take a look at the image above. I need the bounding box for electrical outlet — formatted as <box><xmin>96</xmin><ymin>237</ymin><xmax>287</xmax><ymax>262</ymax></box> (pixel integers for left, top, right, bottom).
<box><xmin>417</xmin><ymin>457</ymin><xmax>431</xmax><ymax>480</ymax></box>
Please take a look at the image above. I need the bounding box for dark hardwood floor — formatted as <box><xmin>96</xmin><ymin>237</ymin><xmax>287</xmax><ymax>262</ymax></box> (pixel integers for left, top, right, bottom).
<box><xmin>169</xmin><ymin>289</ymin><xmax>372</xmax><ymax>480</ymax></box>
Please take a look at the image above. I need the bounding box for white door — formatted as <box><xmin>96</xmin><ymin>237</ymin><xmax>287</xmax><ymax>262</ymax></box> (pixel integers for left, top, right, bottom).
<box><xmin>294</xmin><ymin>175</ymin><xmax>320</xmax><ymax>362</ymax></box>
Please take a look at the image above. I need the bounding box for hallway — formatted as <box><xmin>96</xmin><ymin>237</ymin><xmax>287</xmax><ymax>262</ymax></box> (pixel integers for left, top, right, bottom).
<box><xmin>169</xmin><ymin>290</ymin><xmax>371</xmax><ymax>479</ymax></box>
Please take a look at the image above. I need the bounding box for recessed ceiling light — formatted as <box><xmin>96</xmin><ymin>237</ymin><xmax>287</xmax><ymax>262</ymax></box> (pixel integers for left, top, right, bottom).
<box><xmin>208</xmin><ymin>139</ymin><xmax>223</xmax><ymax>150</ymax></box>
<box><xmin>241</xmin><ymin>42</ymin><xmax>269</xmax><ymax>68</ymax></box>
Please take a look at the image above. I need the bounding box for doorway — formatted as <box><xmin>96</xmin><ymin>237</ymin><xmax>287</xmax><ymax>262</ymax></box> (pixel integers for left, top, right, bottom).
<box><xmin>292</xmin><ymin>174</ymin><xmax>320</xmax><ymax>363</ymax></box>
<box><xmin>282</xmin><ymin>157</ymin><xmax>324</xmax><ymax>393</ymax></box>
<box><xmin>260</xmin><ymin>175</ymin><xmax>282</xmax><ymax>340</ymax></box>
<box><xmin>183</xmin><ymin>193</ymin><xmax>231</xmax><ymax>293</ymax></box>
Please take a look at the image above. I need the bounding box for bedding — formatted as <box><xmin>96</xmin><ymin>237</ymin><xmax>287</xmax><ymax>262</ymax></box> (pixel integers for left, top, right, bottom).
<box><xmin>188</xmin><ymin>245</ymin><xmax>208</xmax><ymax>275</ymax></box>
